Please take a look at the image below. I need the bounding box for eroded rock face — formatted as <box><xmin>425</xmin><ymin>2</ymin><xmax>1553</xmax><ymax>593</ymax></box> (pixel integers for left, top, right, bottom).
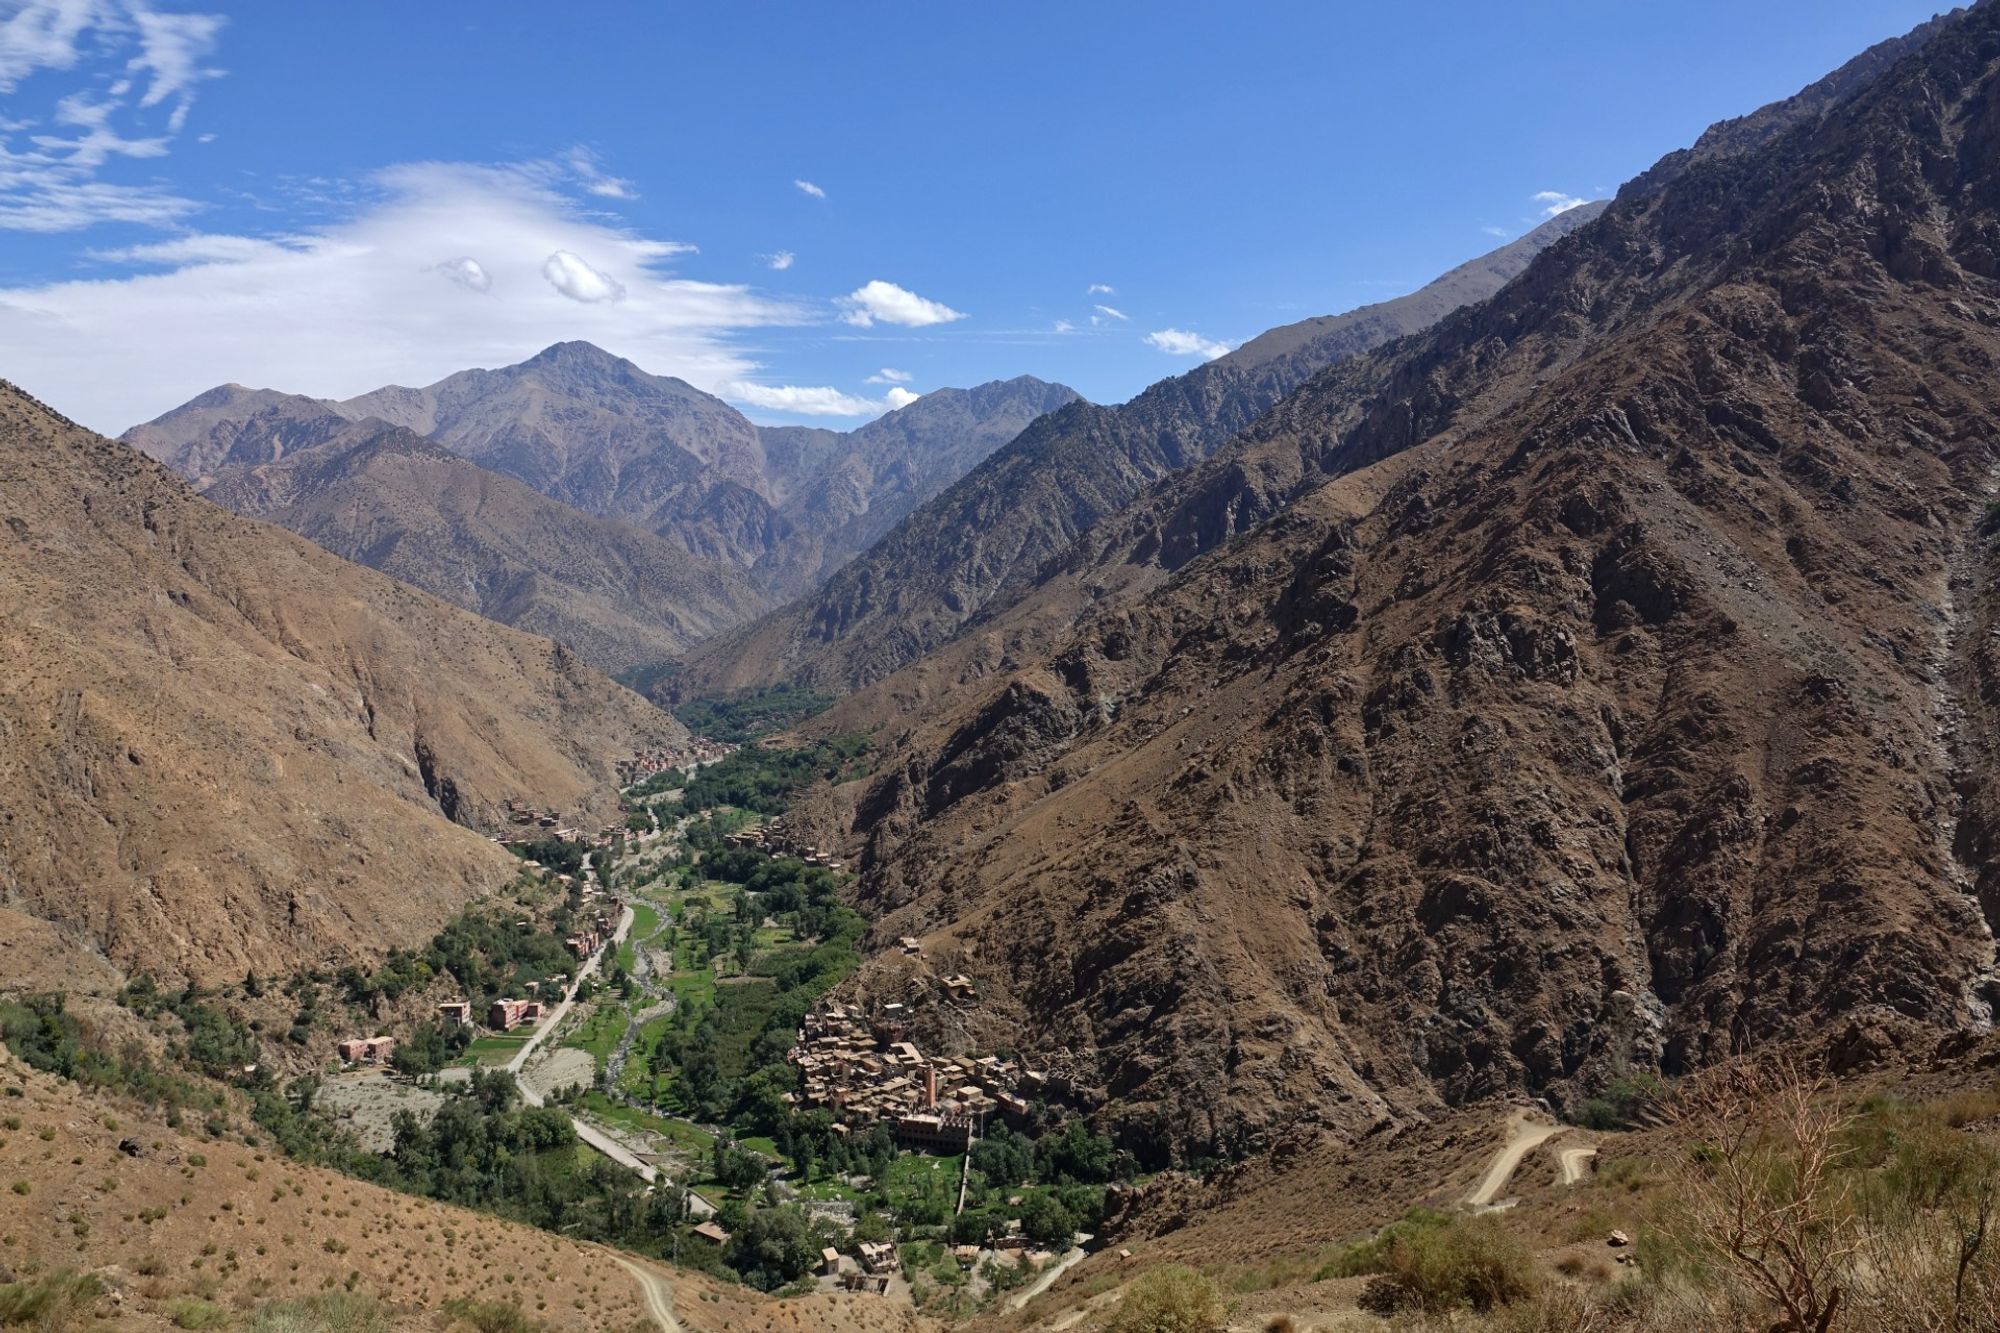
<box><xmin>819</xmin><ymin>6</ymin><xmax>2000</xmax><ymax>1162</ymax></box>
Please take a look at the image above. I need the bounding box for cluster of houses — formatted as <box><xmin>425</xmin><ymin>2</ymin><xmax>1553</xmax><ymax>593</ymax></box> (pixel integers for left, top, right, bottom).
<box><xmin>787</xmin><ymin>1004</ymin><xmax>1046</xmax><ymax>1150</ymax></box>
<box><xmin>725</xmin><ymin>818</ymin><xmax>848</xmax><ymax>872</ymax></box>
<box><xmin>616</xmin><ymin>737</ymin><xmax>730</xmax><ymax>786</ymax></box>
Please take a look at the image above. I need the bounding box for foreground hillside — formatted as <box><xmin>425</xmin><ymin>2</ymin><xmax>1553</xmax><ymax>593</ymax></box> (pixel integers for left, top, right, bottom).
<box><xmin>0</xmin><ymin>1041</ymin><xmax>933</xmax><ymax>1333</ymax></box>
<box><xmin>786</xmin><ymin>3</ymin><xmax>2000</xmax><ymax>1161</ymax></box>
<box><xmin>200</xmin><ymin>419</ymin><xmax>765</xmax><ymax>674</ymax></box>
<box><xmin>0</xmin><ymin>382</ymin><xmax>679</xmax><ymax>987</ymax></box>
<box><xmin>675</xmin><ymin>204</ymin><xmax>1606</xmax><ymax>699</ymax></box>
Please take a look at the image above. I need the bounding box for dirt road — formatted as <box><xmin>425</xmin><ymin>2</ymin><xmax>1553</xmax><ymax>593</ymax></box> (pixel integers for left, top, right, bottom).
<box><xmin>506</xmin><ymin>903</ymin><xmax>635</xmax><ymax>1080</ymax></box>
<box><xmin>610</xmin><ymin>1253</ymin><xmax>683</xmax><ymax>1333</ymax></box>
<box><xmin>1559</xmin><ymin>1144</ymin><xmax>1598</xmax><ymax>1185</ymax></box>
<box><xmin>1010</xmin><ymin>1239</ymin><xmax>1092</xmax><ymax>1311</ymax></box>
<box><xmin>1465</xmin><ymin>1110</ymin><xmax>1565</xmax><ymax>1207</ymax></box>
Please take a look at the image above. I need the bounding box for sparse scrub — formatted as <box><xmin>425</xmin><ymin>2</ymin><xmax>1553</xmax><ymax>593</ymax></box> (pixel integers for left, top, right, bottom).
<box><xmin>0</xmin><ymin>1271</ymin><xmax>103</xmax><ymax>1328</ymax></box>
<box><xmin>1106</xmin><ymin>1265</ymin><xmax>1225</xmax><ymax>1333</ymax></box>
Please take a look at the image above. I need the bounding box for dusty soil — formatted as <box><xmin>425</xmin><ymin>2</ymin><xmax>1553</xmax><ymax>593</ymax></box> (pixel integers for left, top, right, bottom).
<box><xmin>316</xmin><ymin>1070</ymin><xmax>447</xmax><ymax>1153</ymax></box>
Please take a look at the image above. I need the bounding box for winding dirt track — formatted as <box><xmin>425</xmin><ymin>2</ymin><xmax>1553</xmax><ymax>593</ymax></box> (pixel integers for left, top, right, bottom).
<box><xmin>611</xmin><ymin>1253</ymin><xmax>683</xmax><ymax>1333</ymax></box>
<box><xmin>1465</xmin><ymin>1110</ymin><xmax>1564</xmax><ymax>1207</ymax></box>
<box><xmin>1559</xmin><ymin>1144</ymin><xmax>1598</xmax><ymax>1185</ymax></box>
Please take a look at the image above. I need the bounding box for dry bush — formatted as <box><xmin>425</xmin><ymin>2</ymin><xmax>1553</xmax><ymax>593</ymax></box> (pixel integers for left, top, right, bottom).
<box><xmin>1843</xmin><ymin>1132</ymin><xmax>2000</xmax><ymax>1333</ymax></box>
<box><xmin>1666</xmin><ymin>1056</ymin><xmax>1854</xmax><ymax>1333</ymax></box>
<box><xmin>1106</xmin><ymin>1265</ymin><xmax>1225</xmax><ymax>1333</ymax></box>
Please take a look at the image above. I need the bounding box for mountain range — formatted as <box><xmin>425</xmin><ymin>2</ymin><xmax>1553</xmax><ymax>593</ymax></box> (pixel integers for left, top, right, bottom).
<box><xmin>765</xmin><ymin>1</ymin><xmax>2000</xmax><ymax>1162</ymax></box>
<box><xmin>671</xmin><ymin>201</ymin><xmax>1607</xmax><ymax>699</ymax></box>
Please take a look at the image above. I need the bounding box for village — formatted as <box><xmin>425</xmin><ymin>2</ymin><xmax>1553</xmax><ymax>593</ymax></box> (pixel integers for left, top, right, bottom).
<box><xmin>788</xmin><ymin>1002</ymin><xmax>1045</xmax><ymax>1151</ymax></box>
<box><xmin>315</xmin><ymin>732</ymin><xmax>1098</xmax><ymax>1316</ymax></box>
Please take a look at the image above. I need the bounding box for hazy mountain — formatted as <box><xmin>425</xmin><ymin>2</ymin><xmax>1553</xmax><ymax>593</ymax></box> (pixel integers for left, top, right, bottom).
<box><xmin>200</xmin><ymin>419</ymin><xmax>766</xmax><ymax>673</ymax></box>
<box><xmin>129</xmin><ymin>346</ymin><xmax>1079</xmax><ymax>601</ymax></box>
<box><xmin>791</xmin><ymin>3</ymin><xmax>1998</xmax><ymax>1159</ymax></box>
<box><xmin>673</xmin><ymin>203</ymin><xmax>1607</xmax><ymax>698</ymax></box>
<box><xmin>0</xmin><ymin>380</ymin><xmax>680</xmax><ymax>986</ymax></box>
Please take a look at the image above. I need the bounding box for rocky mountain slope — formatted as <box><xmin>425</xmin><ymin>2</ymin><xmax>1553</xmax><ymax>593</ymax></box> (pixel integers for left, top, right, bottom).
<box><xmin>674</xmin><ymin>204</ymin><xmax>1607</xmax><ymax>698</ymax></box>
<box><xmin>199</xmin><ymin>418</ymin><xmax>764</xmax><ymax>673</ymax></box>
<box><xmin>0</xmin><ymin>381</ymin><xmax>680</xmax><ymax>986</ymax></box>
<box><xmin>801</xmin><ymin>2</ymin><xmax>2000</xmax><ymax>1162</ymax></box>
<box><xmin>128</xmin><ymin>347</ymin><xmax>1077</xmax><ymax>601</ymax></box>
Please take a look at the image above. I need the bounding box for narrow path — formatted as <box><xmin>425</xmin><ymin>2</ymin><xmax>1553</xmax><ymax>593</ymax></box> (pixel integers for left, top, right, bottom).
<box><xmin>609</xmin><ymin>1253</ymin><xmax>683</xmax><ymax>1333</ymax></box>
<box><xmin>1010</xmin><ymin>1239</ymin><xmax>1092</xmax><ymax>1311</ymax></box>
<box><xmin>1558</xmin><ymin>1144</ymin><xmax>1598</xmax><ymax>1185</ymax></box>
<box><xmin>1465</xmin><ymin>1110</ymin><xmax>1564</xmax><ymax>1207</ymax></box>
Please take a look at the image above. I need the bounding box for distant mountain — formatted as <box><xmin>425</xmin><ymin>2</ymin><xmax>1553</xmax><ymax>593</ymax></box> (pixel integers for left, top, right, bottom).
<box><xmin>671</xmin><ymin>203</ymin><xmax>1608</xmax><ymax>697</ymax></box>
<box><xmin>753</xmin><ymin>375</ymin><xmax>1081</xmax><ymax>593</ymax></box>
<box><xmin>128</xmin><ymin>346</ymin><xmax>1078</xmax><ymax>601</ymax></box>
<box><xmin>0</xmin><ymin>380</ymin><xmax>680</xmax><ymax>987</ymax></box>
<box><xmin>200</xmin><ymin>419</ymin><xmax>766</xmax><ymax>673</ymax></box>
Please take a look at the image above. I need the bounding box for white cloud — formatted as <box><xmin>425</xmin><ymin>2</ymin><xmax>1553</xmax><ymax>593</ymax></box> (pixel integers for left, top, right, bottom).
<box><xmin>87</xmin><ymin>232</ymin><xmax>298</xmax><ymax>265</ymax></box>
<box><xmin>0</xmin><ymin>0</ymin><xmax>109</xmax><ymax>91</ymax></box>
<box><xmin>864</xmin><ymin>367</ymin><xmax>911</xmax><ymax>384</ymax></box>
<box><xmin>1053</xmin><ymin>318</ymin><xmax>1075</xmax><ymax>333</ymax></box>
<box><xmin>1533</xmin><ymin>190</ymin><xmax>1588</xmax><ymax>218</ymax></box>
<box><xmin>793</xmin><ymin>178</ymin><xmax>825</xmax><ymax>199</ymax></box>
<box><xmin>0</xmin><ymin>159</ymin><xmax>809</xmax><ymax>433</ymax></box>
<box><xmin>0</xmin><ymin>1</ymin><xmax>224</xmax><ymax>231</ymax></box>
<box><xmin>541</xmin><ymin>248</ymin><xmax>624</xmax><ymax>303</ymax></box>
<box><xmin>433</xmin><ymin>255</ymin><xmax>492</xmax><ymax>293</ymax></box>
<box><xmin>838</xmin><ymin>278</ymin><xmax>965</xmax><ymax>328</ymax></box>
<box><xmin>724</xmin><ymin>380</ymin><xmax>919</xmax><ymax>418</ymax></box>
<box><xmin>1087</xmin><ymin>282</ymin><xmax>1114</xmax><ymax>295</ymax></box>
<box><xmin>1480</xmin><ymin>224</ymin><xmax>1511</xmax><ymax>238</ymax></box>
<box><xmin>1092</xmin><ymin>303</ymin><xmax>1127</xmax><ymax>321</ymax></box>
<box><xmin>764</xmin><ymin>249</ymin><xmax>794</xmax><ymax>270</ymax></box>
<box><xmin>1145</xmin><ymin>327</ymin><xmax>1231</xmax><ymax>360</ymax></box>
<box><xmin>125</xmin><ymin>4</ymin><xmax>224</xmax><ymax>110</ymax></box>
<box><xmin>564</xmin><ymin>146</ymin><xmax>634</xmax><ymax>200</ymax></box>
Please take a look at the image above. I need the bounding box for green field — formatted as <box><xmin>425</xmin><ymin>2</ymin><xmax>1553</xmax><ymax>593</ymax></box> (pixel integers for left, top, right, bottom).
<box><xmin>562</xmin><ymin>1004</ymin><xmax>627</xmax><ymax>1070</ymax></box>
<box><xmin>461</xmin><ymin>1034</ymin><xmax>528</xmax><ymax>1065</ymax></box>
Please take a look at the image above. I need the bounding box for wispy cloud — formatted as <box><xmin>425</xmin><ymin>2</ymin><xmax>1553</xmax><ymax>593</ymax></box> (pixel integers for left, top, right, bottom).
<box><xmin>0</xmin><ymin>0</ymin><xmax>225</xmax><ymax>231</ymax></box>
<box><xmin>1086</xmin><ymin>282</ymin><xmax>1114</xmax><ymax>295</ymax></box>
<box><xmin>864</xmin><ymin>367</ymin><xmax>912</xmax><ymax>384</ymax></box>
<box><xmin>793</xmin><ymin>178</ymin><xmax>825</xmax><ymax>199</ymax></box>
<box><xmin>1480</xmin><ymin>224</ymin><xmax>1510</xmax><ymax>238</ymax></box>
<box><xmin>838</xmin><ymin>279</ymin><xmax>965</xmax><ymax>328</ymax></box>
<box><xmin>3</xmin><ymin>159</ymin><xmax>808</xmax><ymax>432</ymax></box>
<box><xmin>1144</xmin><ymin>327</ymin><xmax>1231</xmax><ymax>360</ymax></box>
<box><xmin>1533</xmin><ymin>190</ymin><xmax>1588</xmax><ymax>218</ymax></box>
<box><xmin>764</xmin><ymin>249</ymin><xmax>794</xmax><ymax>270</ymax></box>
<box><xmin>564</xmin><ymin>146</ymin><xmax>634</xmax><ymax>200</ymax></box>
<box><xmin>1091</xmin><ymin>303</ymin><xmax>1127</xmax><ymax>323</ymax></box>
<box><xmin>725</xmin><ymin>380</ymin><xmax>919</xmax><ymax>417</ymax></box>
<box><xmin>1053</xmin><ymin>318</ymin><xmax>1075</xmax><ymax>333</ymax></box>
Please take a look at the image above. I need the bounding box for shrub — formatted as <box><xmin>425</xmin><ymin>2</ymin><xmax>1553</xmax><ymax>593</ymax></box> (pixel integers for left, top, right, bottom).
<box><xmin>0</xmin><ymin>1271</ymin><xmax>104</xmax><ymax>1326</ymax></box>
<box><xmin>247</xmin><ymin>1292</ymin><xmax>391</xmax><ymax>1333</ymax></box>
<box><xmin>438</xmin><ymin>1298</ymin><xmax>542</xmax><ymax>1333</ymax></box>
<box><xmin>168</xmin><ymin>1297</ymin><xmax>231</xmax><ymax>1329</ymax></box>
<box><xmin>1106</xmin><ymin>1265</ymin><xmax>1225</xmax><ymax>1333</ymax></box>
<box><xmin>1368</xmin><ymin>1213</ymin><xmax>1535</xmax><ymax>1315</ymax></box>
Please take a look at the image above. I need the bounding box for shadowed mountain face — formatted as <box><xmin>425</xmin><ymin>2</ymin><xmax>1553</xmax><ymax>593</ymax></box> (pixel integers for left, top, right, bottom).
<box><xmin>671</xmin><ymin>204</ymin><xmax>1608</xmax><ymax>699</ymax></box>
<box><xmin>0</xmin><ymin>381</ymin><xmax>681</xmax><ymax>987</ymax></box>
<box><xmin>198</xmin><ymin>419</ymin><xmax>765</xmax><ymax>673</ymax></box>
<box><xmin>791</xmin><ymin>4</ymin><xmax>2000</xmax><ymax>1162</ymax></box>
<box><xmin>128</xmin><ymin>350</ymin><xmax>1079</xmax><ymax>601</ymax></box>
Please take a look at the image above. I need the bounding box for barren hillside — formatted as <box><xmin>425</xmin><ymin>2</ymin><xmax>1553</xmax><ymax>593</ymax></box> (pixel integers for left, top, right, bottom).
<box><xmin>803</xmin><ymin>2</ymin><xmax>2000</xmax><ymax>1161</ymax></box>
<box><xmin>0</xmin><ymin>382</ymin><xmax>679</xmax><ymax>986</ymax></box>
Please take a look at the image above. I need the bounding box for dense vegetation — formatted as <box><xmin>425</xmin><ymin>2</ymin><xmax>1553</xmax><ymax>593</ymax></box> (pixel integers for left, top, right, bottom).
<box><xmin>672</xmin><ymin>684</ymin><xmax>838</xmax><ymax>743</ymax></box>
<box><xmin>678</xmin><ymin>735</ymin><xmax>872</xmax><ymax>815</ymax></box>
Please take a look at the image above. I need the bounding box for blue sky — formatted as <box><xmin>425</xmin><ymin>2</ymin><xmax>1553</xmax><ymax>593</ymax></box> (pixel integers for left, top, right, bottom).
<box><xmin>0</xmin><ymin>0</ymin><xmax>1953</xmax><ymax>433</ymax></box>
